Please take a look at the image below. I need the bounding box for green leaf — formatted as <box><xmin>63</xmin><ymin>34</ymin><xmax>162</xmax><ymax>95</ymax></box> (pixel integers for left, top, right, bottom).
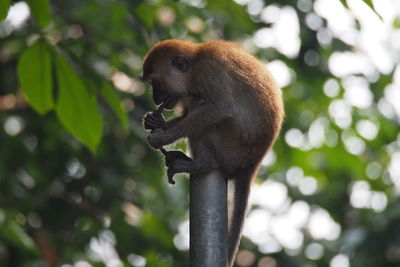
<box><xmin>339</xmin><ymin>0</ymin><xmax>382</xmax><ymax>20</ymax></box>
<box><xmin>363</xmin><ymin>0</ymin><xmax>374</xmax><ymax>9</ymax></box>
<box><xmin>54</xmin><ymin>54</ymin><xmax>103</xmax><ymax>153</ymax></box>
<box><xmin>101</xmin><ymin>82</ymin><xmax>129</xmax><ymax>130</ymax></box>
<box><xmin>26</xmin><ymin>0</ymin><xmax>51</xmax><ymax>28</ymax></box>
<box><xmin>363</xmin><ymin>0</ymin><xmax>382</xmax><ymax>19</ymax></box>
<box><xmin>17</xmin><ymin>41</ymin><xmax>54</xmax><ymax>115</ymax></box>
<box><xmin>338</xmin><ymin>0</ymin><xmax>348</xmax><ymax>8</ymax></box>
<box><xmin>393</xmin><ymin>17</ymin><xmax>400</xmax><ymax>29</ymax></box>
<box><xmin>0</xmin><ymin>0</ymin><xmax>10</xmax><ymax>21</ymax></box>
<box><xmin>1</xmin><ymin>221</ymin><xmax>36</xmax><ymax>252</ymax></box>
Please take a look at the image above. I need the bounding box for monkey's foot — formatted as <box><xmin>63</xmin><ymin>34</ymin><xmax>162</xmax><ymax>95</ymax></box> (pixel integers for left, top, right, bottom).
<box><xmin>166</xmin><ymin>159</ymin><xmax>193</xmax><ymax>184</ymax></box>
<box><xmin>163</xmin><ymin>150</ymin><xmax>193</xmax><ymax>184</ymax></box>
<box><xmin>144</xmin><ymin>111</ymin><xmax>167</xmax><ymax>131</ymax></box>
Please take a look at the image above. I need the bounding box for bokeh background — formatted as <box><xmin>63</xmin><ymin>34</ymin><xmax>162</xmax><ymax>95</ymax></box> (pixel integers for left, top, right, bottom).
<box><xmin>1</xmin><ymin>0</ymin><xmax>400</xmax><ymax>266</ymax></box>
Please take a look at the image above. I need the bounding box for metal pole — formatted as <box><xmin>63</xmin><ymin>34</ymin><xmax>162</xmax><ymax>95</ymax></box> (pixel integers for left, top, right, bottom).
<box><xmin>190</xmin><ymin>170</ymin><xmax>228</xmax><ymax>267</ymax></box>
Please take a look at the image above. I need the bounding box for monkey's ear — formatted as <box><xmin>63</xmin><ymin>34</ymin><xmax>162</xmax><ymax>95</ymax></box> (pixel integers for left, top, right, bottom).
<box><xmin>171</xmin><ymin>54</ymin><xmax>190</xmax><ymax>72</ymax></box>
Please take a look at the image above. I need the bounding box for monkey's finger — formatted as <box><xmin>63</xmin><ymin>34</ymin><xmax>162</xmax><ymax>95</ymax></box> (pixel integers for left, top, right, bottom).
<box><xmin>148</xmin><ymin>119</ymin><xmax>163</xmax><ymax>128</ymax></box>
<box><xmin>144</xmin><ymin>114</ymin><xmax>159</xmax><ymax>123</ymax></box>
<box><xmin>144</xmin><ymin>115</ymin><xmax>164</xmax><ymax>128</ymax></box>
<box><xmin>144</xmin><ymin>111</ymin><xmax>157</xmax><ymax>117</ymax></box>
<box><xmin>144</xmin><ymin>121</ymin><xmax>159</xmax><ymax>130</ymax></box>
<box><xmin>144</xmin><ymin>120</ymin><xmax>158</xmax><ymax>128</ymax></box>
<box><xmin>144</xmin><ymin>116</ymin><xmax>164</xmax><ymax>127</ymax></box>
<box><xmin>143</xmin><ymin>124</ymin><xmax>153</xmax><ymax>130</ymax></box>
<box><xmin>143</xmin><ymin>118</ymin><xmax>154</xmax><ymax>126</ymax></box>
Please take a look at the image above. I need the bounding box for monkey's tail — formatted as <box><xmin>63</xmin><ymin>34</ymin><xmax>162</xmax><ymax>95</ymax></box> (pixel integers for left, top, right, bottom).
<box><xmin>228</xmin><ymin>167</ymin><xmax>256</xmax><ymax>267</ymax></box>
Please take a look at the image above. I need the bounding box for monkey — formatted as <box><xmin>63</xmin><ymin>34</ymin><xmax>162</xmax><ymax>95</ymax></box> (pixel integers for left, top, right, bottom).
<box><xmin>142</xmin><ymin>39</ymin><xmax>284</xmax><ymax>267</ymax></box>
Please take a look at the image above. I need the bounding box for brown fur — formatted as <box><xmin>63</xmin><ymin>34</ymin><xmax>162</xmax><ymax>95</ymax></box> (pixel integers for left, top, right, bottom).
<box><xmin>142</xmin><ymin>39</ymin><xmax>284</xmax><ymax>266</ymax></box>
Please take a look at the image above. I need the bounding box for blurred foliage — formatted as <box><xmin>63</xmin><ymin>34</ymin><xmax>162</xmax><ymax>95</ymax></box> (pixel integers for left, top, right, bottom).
<box><xmin>0</xmin><ymin>0</ymin><xmax>400</xmax><ymax>267</ymax></box>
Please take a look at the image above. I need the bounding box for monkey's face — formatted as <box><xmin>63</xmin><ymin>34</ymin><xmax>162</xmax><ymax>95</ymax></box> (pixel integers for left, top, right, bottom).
<box><xmin>145</xmin><ymin>61</ymin><xmax>190</xmax><ymax>110</ymax></box>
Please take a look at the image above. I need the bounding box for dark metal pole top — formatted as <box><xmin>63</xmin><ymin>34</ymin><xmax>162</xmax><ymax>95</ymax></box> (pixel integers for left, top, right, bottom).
<box><xmin>190</xmin><ymin>170</ymin><xmax>228</xmax><ymax>267</ymax></box>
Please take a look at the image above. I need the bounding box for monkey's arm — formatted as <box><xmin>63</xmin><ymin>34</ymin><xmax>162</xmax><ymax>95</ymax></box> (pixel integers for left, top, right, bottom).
<box><xmin>147</xmin><ymin>103</ymin><xmax>232</xmax><ymax>149</ymax></box>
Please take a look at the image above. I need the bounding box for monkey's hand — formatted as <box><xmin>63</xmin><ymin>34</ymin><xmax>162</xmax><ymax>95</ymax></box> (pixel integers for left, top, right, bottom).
<box><xmin>163</xmin><ymin>150</ymin><xmax>193</xmax><ymax>184</ymax></box>
<box><xmin>144</xmin><ymin>112</ymin><xmax>167</xmax><ymax>131</ymax></box>
<box><xmin>147</xmin><ymin>129</ymin><xmax>166</xmax><ymax>149</ymax></box>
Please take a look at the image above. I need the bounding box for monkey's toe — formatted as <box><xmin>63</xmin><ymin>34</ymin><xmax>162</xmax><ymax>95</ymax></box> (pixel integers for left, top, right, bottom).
<box><xmin>167</xmin><ymin>168</ymin><xmax>177</xmax><ymax>184</ymax></box>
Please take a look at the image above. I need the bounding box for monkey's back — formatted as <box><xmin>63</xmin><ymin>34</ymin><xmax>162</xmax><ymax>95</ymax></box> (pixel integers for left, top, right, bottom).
<box><xmin>196</xmin><ymin>41</ymin><xmax>283</xmax><ymax>148</ymax></box>
<box><xmin>188</xmin><ymin>41</ymin><xmax>284</xmax><ymax>173</ymax></box>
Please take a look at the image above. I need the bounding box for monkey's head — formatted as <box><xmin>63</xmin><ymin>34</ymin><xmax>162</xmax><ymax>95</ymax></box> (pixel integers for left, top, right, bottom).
<box><xmin>142</xmin><ymin>40</ymin><xmax>196</xmax><ymax>109</ymax></box>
